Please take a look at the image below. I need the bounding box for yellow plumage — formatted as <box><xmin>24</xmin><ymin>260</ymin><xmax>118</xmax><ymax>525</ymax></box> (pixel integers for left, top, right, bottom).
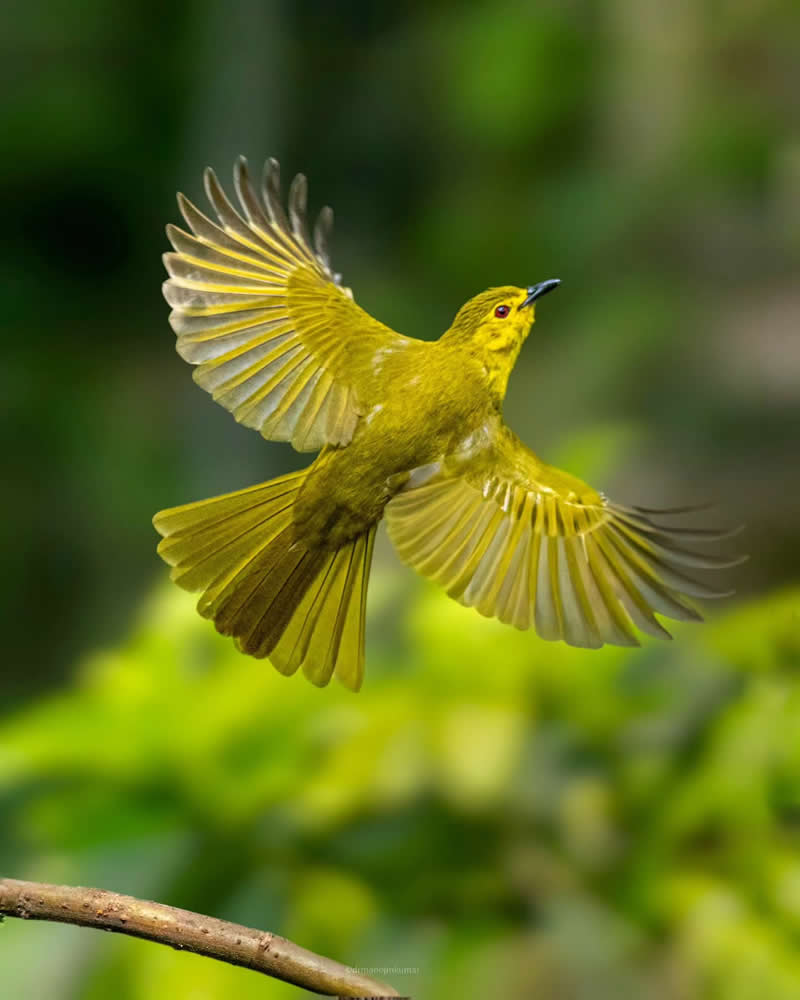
<box><xmin>153</xmin><ymin>157</ymin><xmax>739</xmax><ymax>690</ymax></box>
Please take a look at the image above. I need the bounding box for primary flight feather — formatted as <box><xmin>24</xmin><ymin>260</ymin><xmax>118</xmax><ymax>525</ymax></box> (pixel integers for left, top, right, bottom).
<box><xmin>154</xmin><ymin>156</ymin><xmax>737</xmax><ymax>691</ymax></box>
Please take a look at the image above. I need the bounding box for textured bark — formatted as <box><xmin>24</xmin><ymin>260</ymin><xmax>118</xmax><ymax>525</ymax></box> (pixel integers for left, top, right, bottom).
<box><xmin>0</xmin><ymin>878</ymin><xmax>406</xmax><ymax>999</ymax></box>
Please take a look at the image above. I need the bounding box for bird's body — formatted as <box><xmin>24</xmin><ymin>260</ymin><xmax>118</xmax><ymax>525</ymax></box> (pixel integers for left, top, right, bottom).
<box><xmin>294</xmin><ymin>341</ymin><xmax>464</xmax><ymax>545</ymax></box>
<box><xmin>294</xmin><ymin>326</ymin><xmax>524</xmax><ymax>547</ymax></box>
<box><xmin>154</xmin><ymin>157</ymin><xmax>735</xmax><ymax>690</ymax></box>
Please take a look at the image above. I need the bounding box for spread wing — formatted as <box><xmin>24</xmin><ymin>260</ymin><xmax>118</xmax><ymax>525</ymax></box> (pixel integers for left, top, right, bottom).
<box><xmin>162</xmin><ymin>157</ymin><xmax>409</xmax><ymax>452</ymax></box>
<box><xmin>386</xmin><ymin>423</ymin><xmax>740</xmax><ymax>648</ymax></box>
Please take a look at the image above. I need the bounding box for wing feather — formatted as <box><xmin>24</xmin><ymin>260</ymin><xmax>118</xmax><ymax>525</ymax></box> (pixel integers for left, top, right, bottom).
<box><xmin>163</xmin><ymin>156</ymin><xmax>411</xmax><ymax>452</ymax></box>
<box><xmin>386</xmin><ymin>425</ymin><xmax>738</xmax><ymax>648</ymax></box>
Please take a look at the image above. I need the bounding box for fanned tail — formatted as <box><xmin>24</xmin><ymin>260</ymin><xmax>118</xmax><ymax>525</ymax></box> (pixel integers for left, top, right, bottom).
<box><xmin>153</xmin><ymin>471</ymin><xmax>375</xmax><ymax>690</ymax></box>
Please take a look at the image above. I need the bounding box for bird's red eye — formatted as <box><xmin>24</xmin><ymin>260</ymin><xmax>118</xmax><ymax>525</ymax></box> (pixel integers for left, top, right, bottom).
<box><xmin>495</xmin><ymin>304</ymin><xmax>510</xmax><ymax>318</ymax></box>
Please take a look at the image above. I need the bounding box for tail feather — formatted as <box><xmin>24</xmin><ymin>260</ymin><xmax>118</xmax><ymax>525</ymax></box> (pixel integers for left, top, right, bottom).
<box><xmin>268</xmin><ymin>551</ymin><xmax>339</xmax><ymax>676</ymax></box>
<box><xmin>271</xmin><ymin>528</ymin><xmax>375</xmax><ymax>690</ymax></box>
<box><xmin>153</xmin><ymin>472</ymin><xmax>375</xmax><ymax>690</ymax></box>
<box><xmin>229</xmin><ymin>536</ymin><xmax>322</xmax><ymax>657</ymax></box>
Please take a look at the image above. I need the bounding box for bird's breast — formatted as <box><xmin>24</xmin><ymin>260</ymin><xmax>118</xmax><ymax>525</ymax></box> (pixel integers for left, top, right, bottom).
<box><xmin>292</xmin><ymin>346</ymin><xmax>494</xmax><ymax>548</ymax></box>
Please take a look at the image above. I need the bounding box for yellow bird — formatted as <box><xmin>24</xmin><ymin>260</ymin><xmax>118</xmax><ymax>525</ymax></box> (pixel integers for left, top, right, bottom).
<box><xmin>154</xmin><ymin>157</ymin><xmax>735</xmax><ymax>691</ymax></box>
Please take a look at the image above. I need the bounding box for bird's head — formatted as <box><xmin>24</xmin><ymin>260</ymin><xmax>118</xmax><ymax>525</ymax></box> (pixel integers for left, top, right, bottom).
<box><xmin>444</xmin><ymin>280</ymin><xmax>560</xmax><ymax>358</ymax></box>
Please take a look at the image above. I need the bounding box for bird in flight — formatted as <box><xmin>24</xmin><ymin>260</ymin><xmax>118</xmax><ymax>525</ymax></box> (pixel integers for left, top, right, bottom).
<box><xmin>154</xmin><ymin>157</ymin><xmax>737</xmax><ymax>691</ymax></box>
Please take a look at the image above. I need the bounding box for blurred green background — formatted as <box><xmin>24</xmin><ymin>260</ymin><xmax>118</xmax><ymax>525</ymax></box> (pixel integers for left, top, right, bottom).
<box><xmin>2</xmin><ymin>1</ymin><xmax>799</xmax><ymax>997</ymax></box>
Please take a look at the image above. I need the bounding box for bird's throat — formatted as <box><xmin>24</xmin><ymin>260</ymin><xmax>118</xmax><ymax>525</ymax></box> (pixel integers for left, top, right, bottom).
<box><xmin>482</xmin><ymin>333</ymin><xmax>525</xmax><ymax>405</ymax></box>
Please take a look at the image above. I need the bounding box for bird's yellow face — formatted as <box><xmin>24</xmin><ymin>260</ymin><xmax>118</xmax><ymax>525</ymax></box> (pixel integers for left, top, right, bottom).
<box><xmin>445</xmin><ymin>280</ymin><xmax>561</xmax><ymax>359</ymax></box>
<box><xmin>480</xmin><ymin>286</ymin><xmax>540</xmax><ymax>353</ymax></box>
<box><xmin>442</xmin><ymin>280</ymin><xmax>561</xmax><ymax>403</ymax></box>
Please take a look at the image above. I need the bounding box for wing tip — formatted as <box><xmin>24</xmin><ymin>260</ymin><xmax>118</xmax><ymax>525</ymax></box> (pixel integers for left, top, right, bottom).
<box><xmin>264</xmin><ymin>157</ymin><xmax>281</xmax><ymax>193</ymax></box>
<box><xmin>233</xmin><ymin>155</ymin><xmax>251</xmax><ymax>191</ymax></box>
<box><xmin>290</xmin><ymin>171</ymin><xmax>308</xmax><ymax>196</ymax></box>
<box><xmin>203</xmin><ymin>166</ymin><xmax>224</xmax><ymax>204</ymax></box>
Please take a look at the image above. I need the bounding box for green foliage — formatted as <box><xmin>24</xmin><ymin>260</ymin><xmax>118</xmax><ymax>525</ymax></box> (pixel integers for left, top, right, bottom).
<box><xmin>2</xmin><ymin>577</ymin><xmax>800</xmax><ymax>999</ymax></box>
<box><xmin>3</xmin><ymin>3</ymin><xmax>798</xmax><ymax>997</ymax></box>
<box><xmin>4</xmin><ymin>0</ymin><xmax>799</xmax><ymax>693</ymax></box>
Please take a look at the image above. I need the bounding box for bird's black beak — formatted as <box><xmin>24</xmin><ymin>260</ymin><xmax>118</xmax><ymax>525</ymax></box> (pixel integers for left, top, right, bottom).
<box><xmin>520</xmin><ymin>279</ymin><xmax>560</xmax><ymax>309</ymax></box>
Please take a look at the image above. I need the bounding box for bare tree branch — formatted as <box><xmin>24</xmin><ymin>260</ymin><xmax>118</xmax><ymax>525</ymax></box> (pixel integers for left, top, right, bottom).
<box><xmin>0</xmin><ymin>878</ymin><xmax>407</xmax><ymax>999</ymax></box>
